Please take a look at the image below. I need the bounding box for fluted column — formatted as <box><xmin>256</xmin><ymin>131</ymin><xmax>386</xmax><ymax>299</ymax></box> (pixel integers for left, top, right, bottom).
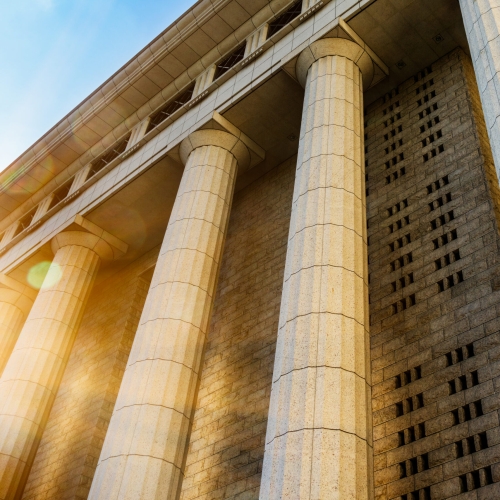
<box><xmin>459</xmin><ymin>0</ymin><xmax>500</xmax><ymax>176</ymax></box>
<box><xmin>0</xmin><ymin>231</ymin><xmax>119</xmax><ymax>499</ymax></box>
<box><xmin>89</xmin><ymin>130</ymin><xmax>250</xmax><ymax>499</ymax></box>
<box><xmin>260</xmin><ymin>38</ymin><xmax>374</xmax><ymax>500</ymax></box>
<box><xmin>0</xmin><ymin>286</ymin><xmax>34</xmax><ymax>376</ymax></box>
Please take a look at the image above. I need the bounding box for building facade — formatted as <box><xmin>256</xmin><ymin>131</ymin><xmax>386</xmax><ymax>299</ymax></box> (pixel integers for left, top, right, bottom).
<box><xmin>0</xmin><ymin>0</ymin><xmax>500</xmax><ymax>499</ymax></box>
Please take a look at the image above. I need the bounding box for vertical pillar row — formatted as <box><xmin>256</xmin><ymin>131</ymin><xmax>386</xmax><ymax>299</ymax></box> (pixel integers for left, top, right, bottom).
<box><xmin>0</xmin><ymin>289</ymin><xmax>33</xmax><ymax>376</ymax></box>
<box><xmin>89</xmin><ymin>130</ymin><xmax>250</xmax><ymax>500</ymax></box>
<box><xmin>0</xmin><ymin>231</ymin><xmax>121</xmax><ymax>500</ymax></box>
<box><xmin>260</xmin><ymin>38</ymin><xmax>375</xmax><ymax>500</ymax></box>
<box><xmin>459</xmin><ymin>0</ymin><xmax>500</xmax><ymax>177</ymax></box>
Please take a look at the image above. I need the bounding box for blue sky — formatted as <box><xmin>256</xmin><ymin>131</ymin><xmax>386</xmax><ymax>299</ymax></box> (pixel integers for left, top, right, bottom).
<box><xmin>0</xmin><ymin>0</ymin><xmax>196</xmax><ymax>172</ymax></box>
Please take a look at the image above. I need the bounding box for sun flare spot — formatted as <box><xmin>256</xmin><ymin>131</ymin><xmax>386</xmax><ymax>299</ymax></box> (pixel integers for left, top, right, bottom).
<box><xmin>27</xmin><ymin>261</ymin><xmax>62</xmax><ymax>289</ymax></box>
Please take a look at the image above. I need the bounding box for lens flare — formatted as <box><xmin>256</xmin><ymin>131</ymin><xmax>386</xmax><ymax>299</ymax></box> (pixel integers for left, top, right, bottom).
<box><xmin>27</xmin><ymin>261</ymin><xmax>62</xmax><ymax>289</ymax></box>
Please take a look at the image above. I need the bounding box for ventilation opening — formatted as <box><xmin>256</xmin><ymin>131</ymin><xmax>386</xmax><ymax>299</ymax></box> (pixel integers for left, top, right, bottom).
<box><xmin>427</xmin><ymin>174</ymin><xmax>449</xmax><ymax>194</ymax></box>
<box><xmin>432</xmin><ymin>229</ymin><xmax>458</xmax><ymax>249</ymax></box>
<box><xmin>147</xmin><ymin>84</ymin><xmax>195</xmax><ymax>133</ymax></box>
<box><xmin>430</xmin><ymin>210</ymin><xmax>454</xmax><ymax>230</ymax></box>
<box><xmin>384</xmin><ymin>113</ymin><xmax>402</xmax><ymax>127</ymax></box>
<box><xmin>398</xmin><ymin>424</ymin><xmax>426</xmax><ymax>447</ymax></box>
<box><xmin>452</xmin><ymin>400</ymin><xmax>483</xmax><ymax>426</ymax></box>
<box><xmin>414</xmin><ymin>65</ymin><xmax>433</xmax><ymax>83</ymax></box>
<box><xmin>437</xmin><ymin>271</ymin><xmax>464</xmax><ymax>292</ymax></box>
<box><xmin>435</xmin><ymin>249</ymin><xmax>460</xmax><ymax>270</ymax></box>
<box><xmin>390</xmin><ymin>215</ymin><xmax>410</xmax><ymax>233</ymax></box>
<box><xmin>387</xmin><ymin>198</ymin><xmax>408</xmax><ymax>216</ymax></box>
<box><xmin>391</xmin><ymin>272</ymin><xmax>414</xmax><ymax>292</ymax></box>
<box><xmin>428</xmin><ymin>192</ymin><xmax>452</xmax><ymax>211</ymax></box>
<box><xmin>390</xmin><ymin>252</ymin><xmax>413</xmax><ymax>272</ymax></box>
<box><xmin>389</xmin><ymin>233</ymin><xmax>411</xmax><ymax>252</ymax></box>
<box><xmin>416</xmin><ymin>78</ymin><xmax>434</xmax><ymax>94</ymax></box>
<box><xmin>267</xmin><ymin>0</ymin><xmax>302</xmax><ymax>38</ymax></box>
<box><xmin>214</xmin><ymin>45</ymin><xmax>246</xmax><ymax>80</ymax></box>
<box><xmin>459</xmin><ymin>466</ymin><xmax>493</xmax><ymax>492</ymax></box>
<box><xmin>384</xmin><ymin>125</ymin><xmax>403</xmax><ymax>140</ymax></box>
<box><xmin>418</xmin><ymin>103</ymin><xmax>438</xmax><ymax>119</ymax></box>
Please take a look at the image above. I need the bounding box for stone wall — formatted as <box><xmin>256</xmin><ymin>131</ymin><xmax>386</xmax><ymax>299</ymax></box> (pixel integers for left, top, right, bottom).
<box><xmin>21</xmin><ymin>249</ymin><xmax>157</xmax><ymax>500</ymax></box>
<box><xmin>180</xmin><ymin>156</ymin><xmax>296</xmax><ymax>500</ymax></box>
<box><xmin>366</xmin><ymin>49</ymin><xmax>500</xmax><ymax>499</ymax></box>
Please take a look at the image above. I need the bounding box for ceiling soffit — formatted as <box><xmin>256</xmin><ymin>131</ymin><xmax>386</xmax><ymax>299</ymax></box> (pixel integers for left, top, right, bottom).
<box><xmin>347</xmin><ymin>0</ymin><xmax>468</xmax><ymax>105</ymax></box>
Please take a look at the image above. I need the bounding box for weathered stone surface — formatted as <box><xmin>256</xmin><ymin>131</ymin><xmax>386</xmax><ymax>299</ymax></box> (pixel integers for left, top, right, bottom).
<box><xmin>366</xmin><ymin>49</ymin><xmax>500</xmax><ymax>500</ymax></box>
<box><xmin>260</xmin><ymin>39</ymin><xmax>373</xmax><ymax>500</ymax></box>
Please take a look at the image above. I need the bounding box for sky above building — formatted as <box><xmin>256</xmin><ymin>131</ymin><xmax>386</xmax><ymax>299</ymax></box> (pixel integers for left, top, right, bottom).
<box><xmin>0</xmin><ymin>0</ymin><xmax>197</xmax><ymax>173</ymax></box>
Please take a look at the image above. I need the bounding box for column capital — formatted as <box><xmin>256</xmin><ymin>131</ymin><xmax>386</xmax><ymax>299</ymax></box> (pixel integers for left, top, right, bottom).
<box><xmin>0</xmin><ymin>288</ymin><xmax>33</xmax><ymax>317</ymax></box>
<box><xmin>50</xmin><ymin>214</ymin><xmax>128</xmax><ymax>261</ymax></box>
<box><xmin>51</xmin><ymin>231</ymin><xmax>122</xmax><ymax>261</ymax></box>
<box><xmin>180</xmin><ymin>129</ymin><xmax>251</xmax><ymax>170</ymax></box>
<box><xmin>296</xmin><ymin>38</ymin><xmax>374</xmax><ymax>89</ymax></box>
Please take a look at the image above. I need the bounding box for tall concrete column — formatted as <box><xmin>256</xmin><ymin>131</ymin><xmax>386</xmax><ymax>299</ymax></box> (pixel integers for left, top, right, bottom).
<box><xmin>0</xmin><ymin>231</ymin><xmax>123</xmax><ymax>499</ymax></box>
<box><xmin>459</xmin><ymin>0</ymin><xmax>500</xmax><ymax>176</ymax></box>
<box><xmin>260</xmin><ymin>38</ymin><xmax>374</xmax><ymax>500</ymax></box>
<box><xmin>0</xmin><ymin>278</ymin><xmax>35</xmax><ymax>376</ymax></box>
<box><xmin>89</xmin><ymin>130</ymin><xmax>250</xmax><ymax>499</ymax></box>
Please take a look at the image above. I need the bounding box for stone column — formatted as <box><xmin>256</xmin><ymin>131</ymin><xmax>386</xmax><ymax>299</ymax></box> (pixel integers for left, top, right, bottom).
<box><xmin>0</xmin><ymin>231</ymin><xmax>120</xmax><ymax>499</ymax></box>
<box><xmin>260</xmin><ymin>38</ymin><xmax>374</xmax><ymax>500</ymax></box>
<box><xmin>89</xmin><ymin>130</ymin><xmax>249</xmax><ymax>499</ymax></box>
<box><xmin>459</xmin><ymin>0</ymin><xmax>500</xmax><ymax>176</ymax></box>
<box><xmin>0</xmin><ymin>288</ymin><xmax>33</xmax><ymax>377</ymax></box>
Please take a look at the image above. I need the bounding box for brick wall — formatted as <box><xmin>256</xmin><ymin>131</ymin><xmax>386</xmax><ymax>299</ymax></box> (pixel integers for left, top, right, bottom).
<box><xmin>21</xmin><ymin>249</ymin><xmax>157</xmax><ymax>500</ymax></box>
<box><xmin>180</xmin><ymin>156</ymin><xmax>296</xmax><ymax>500</ymax></box>
<box><xmin>366</xmin><ymin>49</ymin><xmax>500</xmax><ymax>500</ymax></box>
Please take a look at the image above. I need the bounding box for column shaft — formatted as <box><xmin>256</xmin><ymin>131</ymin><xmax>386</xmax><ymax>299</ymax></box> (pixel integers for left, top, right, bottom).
<box><xmin>260</xmin><ymin>54</ymin><xmax>372</xmax><ymax>499</ymax></box>
<box><xmin>0</xmin><ymin>291</ymin><xmax>31</xmax><ymax>376</ymax></box>
<box><xmin>0</xmin><ymin>242</ymin><xmax>101</xmax><ymax>499</ymax></box>
<box><xmin>459</xmin><ymin>0</ymin><xmax>500</xmax><ymax>176</ymax></box>
<box><xmin>89</xmin><ymin>143</ymin><xmax>238</xmax><ymax>499</ymax></box>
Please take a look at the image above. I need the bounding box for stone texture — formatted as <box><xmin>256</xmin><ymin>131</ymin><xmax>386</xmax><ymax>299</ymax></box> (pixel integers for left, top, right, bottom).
<box><xmin>0</xmin><ymin>289</ymin><xmax>33</xmax><ymax>376</ymax></box>
<box><xmin>89</xmin><ymin>133</ymin><xmax>244</xmax><ymax>499</ymax></box>
<box><xmin>366</xmin><ymin>49</ymin><xmax>500</xmax><ymax>500</ymax></box>
<box><xmin>0</xmin><ymin>232</ymin><xmax>112</xmax><ymax>500</ymax></box>
<box><xmin>260</xmin><ymin>40</ymin><xmax>373</xmax><ymax>500</ymax></box>
<box><xmin>180</xmin><ymin>155</ymin><xmax>296</xmax><ymax>500</ymax></box>
<box><xmin>20</xmin><ymin>249</ymin><xmax>156</xmax><ymax>500</ymax></box>
<box><xmin>459</xmin><ymin>0</ymin><xmax>500</xmax><ymax>178</ymax></box>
